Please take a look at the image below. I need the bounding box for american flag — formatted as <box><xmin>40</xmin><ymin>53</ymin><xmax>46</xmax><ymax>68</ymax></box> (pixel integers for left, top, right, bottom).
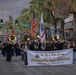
<box><xmin>31</xmin><ymin>13</ymin><xmax>38</xmax><ymax>39</ymax></box>
<box><xmin>40</xmin><ymin>12</ymin><xmax>45</xmax><ymax>43</ymax></box>
<box><xmin>6</xmin><ymin>30</ymin><xmax>9</xmax><ymax>41</ymax></box>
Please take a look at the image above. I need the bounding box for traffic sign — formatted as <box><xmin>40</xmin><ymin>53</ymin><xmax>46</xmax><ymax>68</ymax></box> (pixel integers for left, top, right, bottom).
<box><xmin>22</xmin><ymin>24</ymin><xmax>30</xmax><ymax>27</ymax></box>
<box><xmin>15</xmin><ymin>30</ymin><xmax>20</xmax><ymax>32</ymax></box>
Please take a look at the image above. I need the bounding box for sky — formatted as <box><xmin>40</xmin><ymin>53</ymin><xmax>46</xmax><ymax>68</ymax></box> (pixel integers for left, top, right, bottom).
<box><xmin>0</xmin><ymin>0</ymin><xmax>31</xmax><ymax>21</ymax></box>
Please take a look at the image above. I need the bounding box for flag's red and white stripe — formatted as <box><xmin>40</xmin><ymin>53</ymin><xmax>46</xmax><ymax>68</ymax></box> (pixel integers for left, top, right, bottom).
<box><xmin>31</xmin><ymin>15</ymin><xmax>38</xmax><ymax>39</ymax></box>
<box><xmin>6</xmin><ymin>30</ymin><xmax>9</xmax><ymax>41</ymax></box>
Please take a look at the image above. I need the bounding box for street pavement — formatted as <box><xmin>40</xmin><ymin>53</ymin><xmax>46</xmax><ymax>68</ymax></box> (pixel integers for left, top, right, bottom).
<box><xmin>0</xmin><ymin>50</ymin><xmax>76</xmax><ymax>75</ymax></box>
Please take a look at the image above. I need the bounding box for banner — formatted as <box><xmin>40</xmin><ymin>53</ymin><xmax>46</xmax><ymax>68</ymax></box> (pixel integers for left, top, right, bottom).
<box><xmin>27</xmin><ymin>49</ymin><xmax>73</xmax><ymax>66</ymax></box>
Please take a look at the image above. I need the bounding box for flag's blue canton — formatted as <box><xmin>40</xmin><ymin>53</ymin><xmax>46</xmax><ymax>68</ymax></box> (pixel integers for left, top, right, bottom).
<box><xmin>41</xmin><ymin>23</ymin><xmax>44</xmax><ymax>32</ymax></box>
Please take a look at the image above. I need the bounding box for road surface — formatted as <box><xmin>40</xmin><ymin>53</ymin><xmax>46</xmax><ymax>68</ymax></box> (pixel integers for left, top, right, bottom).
<box><xmin>0</xmin><ymin>50</ymin><xmax>76</xmax><ymax>75</ymax></box>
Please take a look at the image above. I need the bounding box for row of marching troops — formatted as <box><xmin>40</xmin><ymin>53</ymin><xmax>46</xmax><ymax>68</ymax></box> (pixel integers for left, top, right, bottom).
<box><xmin>1</xmin><ymin>38</ymin><xmax>76</xmax><ymax>63</ymax></box>
<box><xmin>0</xmin><ymin>39</ymin><xmax>64</xmax><ymax>61</ymax></box>
<box><xmin>1</xmin><ymin>41</ymin><xmax>21</xmax><ymax>62</ymax></box>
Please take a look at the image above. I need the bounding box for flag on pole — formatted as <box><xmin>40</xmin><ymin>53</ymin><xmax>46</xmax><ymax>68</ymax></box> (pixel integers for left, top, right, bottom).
<box><xmin>12</xmin><ymin>25</ymin><xmax>15</xmax><ymax>36</ymax></box>
<box><xmin>40</xmin><ymin>12</ymin><xmax>45</xmax><ymax>43</ymax></box>
<box><xmin>31</xmin><ymin>13</ymin><xmax>38</xmax><ymax>39</ymax></box>
<box><xmin>6</xmin><ymin>30</ymin><xmax>9</xmax><ymax>41</ymax></box>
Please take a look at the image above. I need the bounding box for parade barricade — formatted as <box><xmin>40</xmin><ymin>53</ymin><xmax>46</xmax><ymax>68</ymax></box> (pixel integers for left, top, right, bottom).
<box><xmin>27</xmin><ymin>49</ymin><xmax>73</xmax><ymax>66</ymax></box>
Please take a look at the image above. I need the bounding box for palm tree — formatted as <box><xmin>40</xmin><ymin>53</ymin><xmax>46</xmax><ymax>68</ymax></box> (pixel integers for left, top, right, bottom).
<box><xmin>17</xmin><ymin>8</ymin><xmax>32</xmax><ymax>34</ymax></box>
<box><xmin>70</xmin><ymin>0</ymin><xmax>76</xmax><ymax>11</ymax></box>
<box><xmin>30</xmin><ymin>0</ymin><xmax>54</xmax><ymax>23</ymax></box>
<box><xmin>2</xmin><ymin>16</ymin><xmax>14</xmax><ymax>34</ymax></box>
<box><xmin>50</xmin><ymin>0</ymin><xmax>72</xmax><ymax>38</ymax></box>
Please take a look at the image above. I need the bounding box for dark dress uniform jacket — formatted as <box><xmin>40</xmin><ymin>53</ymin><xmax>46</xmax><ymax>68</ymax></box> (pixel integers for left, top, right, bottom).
<box><xmin>5</xmin><ymin>44</ymin><xmax>13</xmax><ymax>61</ymax></box>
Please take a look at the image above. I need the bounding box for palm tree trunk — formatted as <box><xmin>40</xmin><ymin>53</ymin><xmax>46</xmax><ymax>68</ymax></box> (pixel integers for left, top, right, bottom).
<box><xmin>61</xmin><ymin>19</ymin><xmax>64</xmax><ymax>38</ymax></box>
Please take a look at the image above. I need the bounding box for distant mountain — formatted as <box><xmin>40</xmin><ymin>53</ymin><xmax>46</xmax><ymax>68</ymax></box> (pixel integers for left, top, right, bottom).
<box><xmin>0</xmin><ymin>0</ymin><xmax>31</xmax><ymax>21</ymax></box>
